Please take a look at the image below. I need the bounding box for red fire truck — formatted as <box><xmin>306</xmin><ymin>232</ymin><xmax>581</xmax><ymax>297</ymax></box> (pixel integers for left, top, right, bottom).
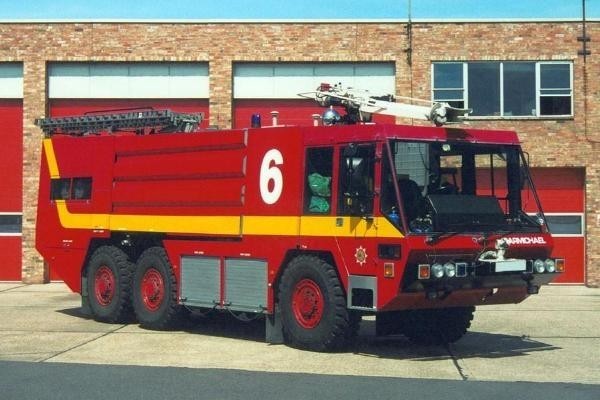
<box><xmin>35</xmin><ymin>86</ymin><xmax>563</xmax><ymax>351</ymax></box>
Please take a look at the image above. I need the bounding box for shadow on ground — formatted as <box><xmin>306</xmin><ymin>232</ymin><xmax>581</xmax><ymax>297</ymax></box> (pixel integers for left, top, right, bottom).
<box><xmin>56</xmin><ymin>307</ymin><xmax>560</xmax><ymax>361</ymax></box>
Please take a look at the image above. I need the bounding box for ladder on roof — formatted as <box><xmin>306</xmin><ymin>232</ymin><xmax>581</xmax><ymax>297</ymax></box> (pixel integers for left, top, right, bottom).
<box><xmin>35</xmin><ymin>109</ymin><xmax>204</xmax><ymax>137</ymax></box>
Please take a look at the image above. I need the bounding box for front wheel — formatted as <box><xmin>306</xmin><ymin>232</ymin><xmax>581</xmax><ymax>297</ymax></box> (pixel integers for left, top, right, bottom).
<box><xmin>278</xmin><ymin>255</ymin><xmax>357</xmax><ymax>352</ymax></box>
<box><xmin>399</xmin><ymin>306</ymin><xmax>475</xmax><ymax>345</ymax></box>
<box><xmin>132</xmin><ymin>247</ymin><xmax>183</xmax><ymax>330</ymax></box>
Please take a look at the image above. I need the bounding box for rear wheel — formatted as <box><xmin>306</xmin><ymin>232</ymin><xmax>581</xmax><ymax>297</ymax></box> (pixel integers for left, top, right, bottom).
<box><xmin>278</xmin><ymin>255</ymin><xmax>357</xmax><ymax>351</ymax></box>
<box><xmin>132</xmin><ymin>247</ymin><xmax>183</xmax><ymax>329</ymax></box>
<box><xmin>86</xmin><ymin>246</ymin><xmax>133</xmax><ymax>323</ymax></box>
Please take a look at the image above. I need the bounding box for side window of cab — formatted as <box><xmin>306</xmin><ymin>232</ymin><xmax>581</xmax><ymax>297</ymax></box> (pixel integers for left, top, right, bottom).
<box><xmin>303</xmin><ymin>147</ymin><xmax>334</xmax><ymax>214</ymax></box>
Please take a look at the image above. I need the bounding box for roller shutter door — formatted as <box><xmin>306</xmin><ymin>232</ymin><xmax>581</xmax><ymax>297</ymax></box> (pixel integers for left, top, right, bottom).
<box><xmin>233</xmin><ymin>63</ymin><xmax>396</xmax><ymax>128</ymax></box>
<box><xmin>529</xmin><ymin>168</ymin><xmax>585</xmax><ymax>284</ymax></box>
<box><xmin>0</xmin><ymin>64</ymin><xmax>23</xmax><ymax>281</ymax></box>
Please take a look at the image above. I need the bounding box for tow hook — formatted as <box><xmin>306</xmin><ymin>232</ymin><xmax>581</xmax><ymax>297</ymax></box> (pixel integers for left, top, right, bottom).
<box><xmin>527</xmin><ymin>283</ymin><xmax>540</xmax><ymax>295</ymax></box>
<box><xmin>481</xmin><ymin>287</ymin><xmax>499</xmax><ymax>302</ymax></box>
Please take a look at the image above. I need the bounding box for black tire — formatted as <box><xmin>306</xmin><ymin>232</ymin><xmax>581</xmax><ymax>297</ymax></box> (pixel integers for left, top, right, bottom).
<box><xmin>86</xmin><ymin>245</ymin><xmax>134</xmax><ymax>323</ymax></box>
<box><xmin>132</xmin><ymin>246</ymin><xmax>182</xmax><ymax>330</ymax></box>
<box><xmin>278</xmin><ymin>255</ymin><xmax>357</xmax><ymax>352</ymax></box>
<box><xmin>400</xmin><ymin>306</ymin><xmax>475</xmax><ymax>345</ymax></box>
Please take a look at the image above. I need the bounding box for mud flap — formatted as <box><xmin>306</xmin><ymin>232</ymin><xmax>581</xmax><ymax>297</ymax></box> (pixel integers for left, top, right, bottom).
<box><xmin>265</xmin><ymin>305</ymin><xmax>284</xmax><ymax>344</ymax></box>
<box><xmin>80</xmin><ymin>276</ymin><xmax>92</xmax><ymax>317</ymax></box>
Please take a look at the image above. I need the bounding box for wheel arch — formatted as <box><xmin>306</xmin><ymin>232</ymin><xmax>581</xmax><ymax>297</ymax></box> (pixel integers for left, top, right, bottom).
<box><xmin>272</xmin><ymin>249</ymin><xmax>347</xmax><ymax>305</ymax></box>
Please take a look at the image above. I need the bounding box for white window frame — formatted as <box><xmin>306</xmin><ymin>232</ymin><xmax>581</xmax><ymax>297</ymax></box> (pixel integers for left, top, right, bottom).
<box><xmin>430</xmin><ymin>62</ymin><xmax>465</xmax><ymax>106</ymax></box>
<box><xmin>432</xmin><ymin>61</ymin><xmax>573</xmax><ymax>119</ymax></box>
<box><xmin>536</xmin><ymin>62</ymin><xmax>574</xmax><ymax>118</ymax></box>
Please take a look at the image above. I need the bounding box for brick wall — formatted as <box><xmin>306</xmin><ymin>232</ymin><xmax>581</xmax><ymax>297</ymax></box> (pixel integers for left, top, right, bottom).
<box><xmin>0</xmin><ymin>20</ymin><xmax>598</xmax><ymax>286</ymax></box>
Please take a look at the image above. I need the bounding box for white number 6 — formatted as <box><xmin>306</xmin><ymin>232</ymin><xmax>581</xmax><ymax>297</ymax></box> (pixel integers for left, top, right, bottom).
<box><xmin>260</xmin><ymin>149</ymin><xmax>284</xmax><ymax>205</ymax></box>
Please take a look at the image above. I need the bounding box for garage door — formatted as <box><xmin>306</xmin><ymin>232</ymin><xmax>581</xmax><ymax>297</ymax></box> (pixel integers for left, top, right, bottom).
<box><xmin>48</xmin><ymin>62</ymin><xmax>209</xmax><ymax>123</ymax></box>
<box><xmin>530</xmin><ymin>168</ymin><xmax>585</xmax><ymax>284</ymax></box>
<box><xmin>233</xmin><ymin>63</ymin><xmax>396</xmax><ymax>128</ymax></box>
<box><xmin>46</xmin><ymin>62</ymin><xmax>210</xmax><ymax>280</ymax></box>
<box><xmin>0</xmin><ymin>64</ymin><xmax>23</xmax><ymax>281</ymax></box>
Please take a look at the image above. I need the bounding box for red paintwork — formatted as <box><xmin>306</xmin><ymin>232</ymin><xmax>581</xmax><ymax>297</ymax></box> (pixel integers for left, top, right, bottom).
<box><xmin>0</xmin><ymin>237</ymin><xmax>21</xmax><ymax>281</ymax></box>
<box><xmin>36</xmin><ymin>120</ymin><xmax>554</xmax><ymax>313</ymax></box>
<box><xmin>0</xmin><ymin>99</ymin><xmax>22</xmax><ymax>211</ymax></box>
<box><xmin>292</xmin><ymin>279</ymin><xmax>324</xmax><ymax>329</ymax></box>
<box><xmin>46</xmin><ymin>99</ymin><xmax>209</xmax><ymax>282</ymax></box>
<box><xmin>530</xmin><ymin>168</ymin><xmax>584</xmax><ymax>213</ymax></box>
<box><xmin>0</xmin><ymin>99</ymin><xmax>22</xmax><ymax>281</ymax></box>
<box><xmin>531</xmin><ymin>168</ymin><xmax>585</xmax><ymax>284</ymax></box>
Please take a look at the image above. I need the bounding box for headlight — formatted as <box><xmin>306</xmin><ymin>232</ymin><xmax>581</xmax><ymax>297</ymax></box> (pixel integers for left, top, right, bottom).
<box><xmin>533</xmin><ymin>259</ymin><xmax>545</xmax><ymax>273</ymax></box>
<box><xmin>544</xmin><ymin>259</ymin><xmax>556</xmax><ymax>273</ymax></box>
<box><xmin>444</xmin><ymin>262</ymin><xmax>456</xmax><ymax>278</ymax></box>
<box><xmin>431</xmin><ymin>263</ymin><xmax>444</xmax><ymax>278</ymax></box>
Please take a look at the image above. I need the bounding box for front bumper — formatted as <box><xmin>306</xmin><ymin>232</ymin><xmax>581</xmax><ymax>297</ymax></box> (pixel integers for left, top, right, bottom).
<box><xmin>405</xmin><ymin>270</ymin><xmax>559</xmax><ymax>294</ymax></box>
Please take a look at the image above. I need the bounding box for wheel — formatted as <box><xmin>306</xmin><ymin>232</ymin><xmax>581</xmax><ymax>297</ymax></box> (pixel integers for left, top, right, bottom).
<box><xmin>400</xmin><ymin>306</ymin><xmax>475</xmax><ymax>345</ymax></box>
<box><xmin>86</xmin><ymin>245</ymin><xmax>134</xmax><ymax>323</ymax></box>
<box><xmin>132</xmin><ymin>246</ymin><xmax>182</xmax><ymax>330</ymax></box>
<box><xmin>278</xmin><ymin>255</ymin><xmax>357</xmax><ymax>351</ymax></box>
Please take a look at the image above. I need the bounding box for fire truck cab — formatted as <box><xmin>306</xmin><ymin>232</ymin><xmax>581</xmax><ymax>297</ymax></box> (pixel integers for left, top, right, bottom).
<box><xmin>35</xmin><ymin>107</ymin><xmax>563</xmax><ymax>352</ymax></box>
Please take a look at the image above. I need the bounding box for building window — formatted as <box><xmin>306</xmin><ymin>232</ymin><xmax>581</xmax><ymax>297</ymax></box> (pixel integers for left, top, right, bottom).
<box><xmin>432</xmin><ymin>63</ymin><xmax>464</xmax><ymax>109</ymax></box>
<box><xmin>545</xmin><ymin>214</ymin><xmax>584</xmax><ymax>236</ymax></box>
<box><xmin>432</xmin><ymin>61</ymin><xmax>572</xmax><ymax>118</ymax></box>
<box><xmin>0</xmin><ymin>214</ymin><xmax>21</xmax><ymax>235</ymax></box>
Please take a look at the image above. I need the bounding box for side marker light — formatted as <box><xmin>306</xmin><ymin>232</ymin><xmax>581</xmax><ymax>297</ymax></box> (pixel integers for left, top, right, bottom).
<box><xmin>384</xmin><ymin>262</ymin><xmax>395</xmax><ymax>278</ymax></box>
<box><xmin>418</xmin><ymin>264</ymin><xmax>431</xmax><ymax>280</ymax></box>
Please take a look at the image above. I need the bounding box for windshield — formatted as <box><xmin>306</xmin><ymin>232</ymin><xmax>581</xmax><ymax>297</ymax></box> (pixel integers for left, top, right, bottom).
<box><xmin>381</xmin><ymin>140</ymin><xmax>546</xmax><ymax>234</ymax></box>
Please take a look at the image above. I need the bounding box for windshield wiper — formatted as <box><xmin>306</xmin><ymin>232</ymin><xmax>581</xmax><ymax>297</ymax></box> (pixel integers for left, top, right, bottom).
<box><xmin>424</xmin><ymin>220</ymin><xmax>518</xmax><ymax>244</ymax></box>
<box><xmin>424</xmin><ymin>222</ymin><xmax>477</xmax><ymax>245</ymax></box>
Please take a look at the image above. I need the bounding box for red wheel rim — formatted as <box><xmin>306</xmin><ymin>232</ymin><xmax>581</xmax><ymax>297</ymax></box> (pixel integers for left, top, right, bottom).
<box><xmin>292</xmin><ymin>279</ymin><xmax>324</xmax><ymax>329</ymax></box>
<box><xmin>94</xmin><ymin>265</ymin><xmax>115</xmax><ymax>306</ymax></box>
<box><xmin>140</xmin><ymin>268</ymin><xmax>165</xmax><ymax>312</ymax></box>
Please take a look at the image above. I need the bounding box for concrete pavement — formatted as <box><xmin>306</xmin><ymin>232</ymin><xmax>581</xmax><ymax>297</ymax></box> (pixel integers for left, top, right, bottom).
<box><xmin>0</xmin><ymin>282</ymin><xmax>598</xmax><ymax>384</ymax></box>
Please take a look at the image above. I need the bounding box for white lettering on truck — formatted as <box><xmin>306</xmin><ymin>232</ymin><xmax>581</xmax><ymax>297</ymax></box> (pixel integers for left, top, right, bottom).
<box><xmin>504</xmin><ymin>237</ymin><xmax>547</xmax><ymax>245</ymax></box>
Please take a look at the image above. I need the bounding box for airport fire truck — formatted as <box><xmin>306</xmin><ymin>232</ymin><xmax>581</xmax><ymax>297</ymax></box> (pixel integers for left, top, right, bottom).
<box><xmin>35</xmin><ymin>84</ymin><xmax>563</xmax><ymax>351</ymax></box>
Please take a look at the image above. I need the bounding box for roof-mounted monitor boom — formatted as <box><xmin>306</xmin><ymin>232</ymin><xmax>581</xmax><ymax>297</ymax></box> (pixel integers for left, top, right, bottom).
<box><xmin>299</xmin><ymin>82</ymin><xmax>471</xmax><ymax>126</ymax></box>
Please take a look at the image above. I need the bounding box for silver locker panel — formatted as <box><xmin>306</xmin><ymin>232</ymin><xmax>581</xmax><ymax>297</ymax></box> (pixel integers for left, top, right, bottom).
<box><xmin>224</xmin><ymin>258</ymin><xmax>267</xmax><ymax>313</ymax></box>
<box><xmin>181</xmin><ymin>256</ymin><xmax>220</xmax><ymax>308</ymax></box>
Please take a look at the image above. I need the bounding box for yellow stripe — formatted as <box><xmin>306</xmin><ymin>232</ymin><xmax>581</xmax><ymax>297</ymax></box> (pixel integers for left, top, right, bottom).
<box><xmin>56</xmin><ymin>201</ymin><xmax>402</xmax><ymax>238</ymax></box>
<box><xmin>43</xmin><ymin>139</ymin><xmax>60</xmax><ymax>178</ymax></box>
<box><xmin>48</xmin><ymin>139</ymin><xmax>403</xmax><ymax>239</ymax></box>
<box><xmin>299</xmin><ymin>215</ymin><xmax>401</xmax><ymax>238</ymax></box>
<box><xmin>56</xmin><ymin>202</ymin><xmax>242</xmax><ymax>234</ymax></box>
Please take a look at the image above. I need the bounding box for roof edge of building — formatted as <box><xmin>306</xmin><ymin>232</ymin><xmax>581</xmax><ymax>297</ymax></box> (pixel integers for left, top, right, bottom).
<box><xmin>0</xmin><ymin>18</ymin><xmax>597</xmax><ymax>24</ymax></box>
